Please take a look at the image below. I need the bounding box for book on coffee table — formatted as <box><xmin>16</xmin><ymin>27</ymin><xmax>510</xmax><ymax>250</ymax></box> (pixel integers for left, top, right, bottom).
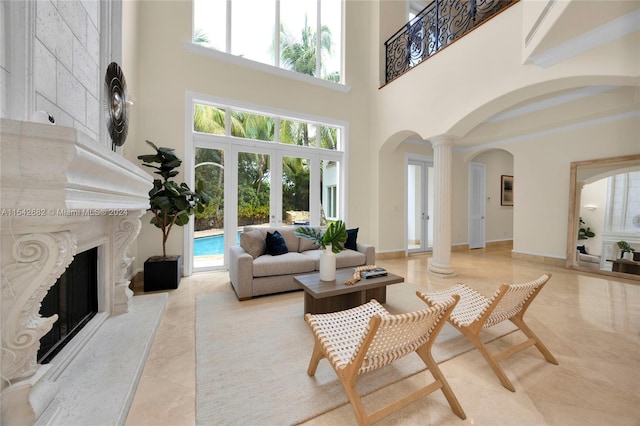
<box><xmin>360</xmin><ymin>268</ymin><xmax>388</xmax><ymax>279</ymax></box>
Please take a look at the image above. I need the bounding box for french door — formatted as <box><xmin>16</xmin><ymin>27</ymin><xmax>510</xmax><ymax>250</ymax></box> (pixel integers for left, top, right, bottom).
<box><xmin>185</xmin><ymin>94</ymin><xmax>346</xmax><ymax>275</ymax></box>
<box><xmin>189</xmin><ymin>142</ymin><xmax>316</xmax><ymax>272</ymax></box>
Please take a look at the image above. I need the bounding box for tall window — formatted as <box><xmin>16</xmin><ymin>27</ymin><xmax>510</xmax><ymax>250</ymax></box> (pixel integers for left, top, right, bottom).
<box><xmin>193</xmin><ymin>0</ymin><xmax>342</xmax><ymax>82</ymax></box>
<box><xmin>189</xmin><ymin>96</ymin><xmax>347</xmax><ymax>271</ymax></box>
<box><xmin>193</xmin><ymin>103</ymin><xmax>341</xmax><ymax>151</ymax></box>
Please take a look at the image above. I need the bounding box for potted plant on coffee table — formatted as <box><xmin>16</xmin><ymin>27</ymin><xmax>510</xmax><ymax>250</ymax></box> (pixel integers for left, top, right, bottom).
<box><xmin>295</xmin><ymin>220</ymin><xmax>347</xmax><ymax>281</ymax></box>
<box><xmin>138</xmin><ymin>140</ymin><xmax>209</xmax><ymax>291</ymax></box>
<box><xmin>617</xmin><ymin>241</ymin><xmax>636</xmax><ymax>261</ymax></box>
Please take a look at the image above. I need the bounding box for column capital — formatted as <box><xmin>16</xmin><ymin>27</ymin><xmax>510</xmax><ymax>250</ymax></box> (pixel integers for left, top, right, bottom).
<box><xmin>429</xmin><ymin>134</ymin><xmax>457</xmax><ymax>147</ymax></box>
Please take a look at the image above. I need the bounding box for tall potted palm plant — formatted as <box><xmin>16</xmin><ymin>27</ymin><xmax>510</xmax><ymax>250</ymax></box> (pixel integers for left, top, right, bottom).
<box><xmin>138</xmin><ymin>140</ymin><xmax>209</xmax><ymax>291</ymax></box>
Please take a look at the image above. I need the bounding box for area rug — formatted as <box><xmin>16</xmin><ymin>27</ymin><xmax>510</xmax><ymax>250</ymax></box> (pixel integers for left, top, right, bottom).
<box><xmin>195</xmin><ymin>283</ymin><xmax>516</xmax><ymax>425</ymax></box>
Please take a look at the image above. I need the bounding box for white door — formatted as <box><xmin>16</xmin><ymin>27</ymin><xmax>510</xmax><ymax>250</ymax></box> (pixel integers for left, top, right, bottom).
<box><xmin>407</xmin><ymin>158</ymin><xmax>433</xmax><ymax>253</ymax></box>
<box><xmin>469</xmin><ymin>162</ymin><xmax>486</xmax><ymax>249</ymax></box>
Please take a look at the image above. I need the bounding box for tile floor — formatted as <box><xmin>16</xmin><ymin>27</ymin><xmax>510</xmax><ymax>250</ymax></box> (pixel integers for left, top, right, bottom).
<box><xmin>125</xmin><ymin>245</ymin><xmax>640</xmax><ymax>425</ymax></box>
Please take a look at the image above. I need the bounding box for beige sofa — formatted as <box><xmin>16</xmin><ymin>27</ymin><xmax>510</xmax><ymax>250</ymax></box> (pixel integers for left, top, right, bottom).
<box><xmin>229</xmin><ymin>226</ymin><xmax>375</xmax><ymax>300</ymax></box>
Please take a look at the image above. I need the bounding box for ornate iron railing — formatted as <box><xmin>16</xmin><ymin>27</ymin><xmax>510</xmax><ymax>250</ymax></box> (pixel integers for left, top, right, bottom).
<box><xmin>384</xmin><ymin>0</ymin><xmax>518</xmax><ymax>84</ymax></box>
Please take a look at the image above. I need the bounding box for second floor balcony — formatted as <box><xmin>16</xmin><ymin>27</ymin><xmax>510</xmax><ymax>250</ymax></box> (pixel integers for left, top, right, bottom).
<box><xmin>384</xmin><ymin>0</ymin><xmax>519</xmax><ymax>84</ymax></box>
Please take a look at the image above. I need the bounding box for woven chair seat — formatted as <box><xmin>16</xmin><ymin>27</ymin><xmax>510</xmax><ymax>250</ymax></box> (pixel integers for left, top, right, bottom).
<box><xmin>304</xmin><ymin>294</ymin><xmax>466</xmax><ymax>425</ymax></box>
<box><xmin>421</xmin><ymin>277</ymin><xmax>545</xmax><ymax>329</ymax></box>
<box><xmin>418</xmin><ymin>274</ymin><xmax>558</xmax><ymax>392</ymax></box>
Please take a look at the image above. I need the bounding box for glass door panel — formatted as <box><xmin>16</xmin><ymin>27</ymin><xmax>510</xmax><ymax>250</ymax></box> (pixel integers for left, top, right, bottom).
<box><xmin>237</xmin><ymin>150</ymin><xmax>271</xmax><ymax>229</ymax></box>
<box><xmin>408</xmin><ymin>163</ymin><xmax>422</xmax><ymax>251</ymax></box>
<box><xmin>282</xmin><ymin>156</ymin><xmax>310</xmax><ymax>225</ymax></box>
<box><xmin>408</xmin><ymin>159</ymin><xmax>433</xmax><ymax>253</ymax></box>
<box><xmin>194</xmin><ymin>147</ymin><xmax>226</xmax><ymax>269</ymax></box>
<box><xmin>321</xmin><ymin>159</ymin><xmax>340</xmax><ymax>223</ymax></box>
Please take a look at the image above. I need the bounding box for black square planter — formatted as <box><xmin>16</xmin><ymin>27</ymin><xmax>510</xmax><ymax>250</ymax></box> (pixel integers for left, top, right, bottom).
<box><xmin>144</xmin><ymin>255</ymin><xmax>182</xmax><ymax>292</ymax></box>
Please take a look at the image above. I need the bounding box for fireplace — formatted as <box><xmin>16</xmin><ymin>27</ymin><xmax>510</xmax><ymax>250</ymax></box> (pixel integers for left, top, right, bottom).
<box><xmin>0</xmin><ymin>119</ymin><xmax>153</xmax><ymax>425</ymax></box>
<box><xmin>38</xmin><ymin>247</ymin><xmax>99</xmax><ymax>365</ymax></box>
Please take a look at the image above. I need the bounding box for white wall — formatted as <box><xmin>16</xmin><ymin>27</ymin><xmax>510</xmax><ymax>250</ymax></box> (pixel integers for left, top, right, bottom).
<box><xmin>115</xmin><ymin>0</ymin><xmax>639</xmax><ymax>268</ymax></box>
<box><xmin>370</xmin><ymin>2</ymin><xmax>639</xmax><ymax>143</ymax></box>
<box><xmin>507</xmin><ymin>115</ymin><xmax>639</xmax><ymax>259</ymax></box>
<box><xmin>471</xmin><ymin>149</ymin><xmax>514</xmax><ymax>243</ymax></box>
<box><xmin>126</xmin><ymin>1</ymin><xmax>375</xmax><ymax>269</ymax></box>
<box><xmin>369</xmin><ymin>0</ymin><xmax>638</xmax><ymax>259</ymax></box>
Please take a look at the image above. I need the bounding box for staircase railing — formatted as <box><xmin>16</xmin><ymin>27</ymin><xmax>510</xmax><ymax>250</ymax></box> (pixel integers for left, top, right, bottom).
<box><xmin>384</xmin><ymin>0</ymin><xmax>518</xmax><ymax>84</ymax></box>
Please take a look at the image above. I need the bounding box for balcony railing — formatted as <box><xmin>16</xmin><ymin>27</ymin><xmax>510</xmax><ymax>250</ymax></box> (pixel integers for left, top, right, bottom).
<box><xmin>384</xmin><ymin>0</ymin><xmax>518</xmax><ymax>84</ymax></box>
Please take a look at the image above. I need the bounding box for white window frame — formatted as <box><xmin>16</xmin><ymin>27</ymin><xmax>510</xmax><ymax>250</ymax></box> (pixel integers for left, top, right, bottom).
<box><xmin>190</xmin><ymin>0</ymin><xmax>347</xmax><ymax>90</ymax></box>
<box><xmin>183</xmin><ymin>91</ymin><xmax>348</xmax><ymax>275</ymax></box>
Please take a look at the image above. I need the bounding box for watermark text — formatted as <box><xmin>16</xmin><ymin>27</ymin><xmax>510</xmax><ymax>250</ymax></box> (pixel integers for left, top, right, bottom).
<box><xmin>1</xmin><ymin>208</ymin><xmax>129</xmax><ymax>217</ymax></box>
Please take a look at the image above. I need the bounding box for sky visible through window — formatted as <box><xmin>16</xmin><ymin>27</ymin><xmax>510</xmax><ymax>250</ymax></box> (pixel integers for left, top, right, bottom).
<box><xmin>193</xmin><ymin>0</ymin><xmax>341</xmax><ymax>81</ymax></box>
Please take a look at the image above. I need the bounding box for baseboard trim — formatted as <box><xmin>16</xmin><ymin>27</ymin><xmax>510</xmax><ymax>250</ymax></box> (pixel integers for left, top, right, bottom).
<box><xmin>511</xmin><ymin>251</ymin><xmax>565</xmax><ymax>267</ymax></box>
<box><xmin>376</xmin><ymin>250</ymin><xmax>406</xmax><ymax>260</ymax></box>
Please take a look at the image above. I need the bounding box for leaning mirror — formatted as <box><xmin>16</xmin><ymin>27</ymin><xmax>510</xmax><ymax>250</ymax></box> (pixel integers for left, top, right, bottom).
<box><xmin>566</xmin><ymin>154</ymin><xmax>640</xmax><ymax>280</ymax></box>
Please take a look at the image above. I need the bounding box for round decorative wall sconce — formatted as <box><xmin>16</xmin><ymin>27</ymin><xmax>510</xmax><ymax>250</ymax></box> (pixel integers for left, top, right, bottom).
<box><xmin>104</xmin><ymin>62</ymin><xmax>129</xmax><ymax>150</ymax></box>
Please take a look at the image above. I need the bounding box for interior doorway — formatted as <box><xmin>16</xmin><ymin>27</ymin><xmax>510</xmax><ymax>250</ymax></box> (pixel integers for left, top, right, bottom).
<box><xmin>407</xmin><ymin>157</ymin><xmax>434</xmax><ymax>253</ymax></box>
<box><xmin>468</xmin><ymin>162</ymin><xmax>486</xmax><ymax>249</ymax></box>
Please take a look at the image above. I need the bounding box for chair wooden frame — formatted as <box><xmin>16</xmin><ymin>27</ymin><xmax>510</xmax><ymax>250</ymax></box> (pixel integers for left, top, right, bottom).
<box><xmin>418</xmin><ymin>273</ymin><xmax>558</xmax><ymax>392</ymax></box>
<box><xmin>305</xmin><ymin>293</ymin><xmax>466</xmax><ymax>425</ymax></box>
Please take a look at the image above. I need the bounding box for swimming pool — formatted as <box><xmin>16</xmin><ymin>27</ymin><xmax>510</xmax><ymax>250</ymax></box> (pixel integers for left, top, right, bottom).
<box><xmin>194</xmin><ymin>232</ymin><xmax>241</xmax><ymax>256</ymax></box>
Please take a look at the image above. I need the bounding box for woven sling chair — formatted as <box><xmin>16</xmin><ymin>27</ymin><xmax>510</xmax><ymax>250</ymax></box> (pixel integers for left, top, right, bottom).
<box><xmin>305</xmin><ymin>294</ymin><xmax>466</xmax><ymax>425</ymax></box>
<box><xmin>417</xmin><ymin>273</ymin><xmax>558</xmax><ymax>392</ymax></box>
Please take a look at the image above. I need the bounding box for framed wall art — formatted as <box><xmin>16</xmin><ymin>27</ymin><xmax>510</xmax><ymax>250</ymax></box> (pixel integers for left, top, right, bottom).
<box><xmin>501</xmin><ymin>175</ymin><xmax>514</xmax><ymax>206</ymax></box>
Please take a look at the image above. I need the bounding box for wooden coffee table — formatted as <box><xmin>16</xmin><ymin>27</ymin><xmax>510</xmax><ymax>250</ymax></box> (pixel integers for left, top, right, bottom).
<box><xmin>294</xmin><ymin>268</ymin><xmax>404</xmax><ymax>314</ymax></box>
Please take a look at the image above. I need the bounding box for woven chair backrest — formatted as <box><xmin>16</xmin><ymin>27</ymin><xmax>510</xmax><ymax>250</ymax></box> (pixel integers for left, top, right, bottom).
<box><xmin>356</xmin><ymin>299</ymin><xmax>454</xmax><ymax>374</ymax></box>
<box><xmin>484</xmin><ymin>274</ymin><xmax>549</xmax><ymax>328</ymax></box>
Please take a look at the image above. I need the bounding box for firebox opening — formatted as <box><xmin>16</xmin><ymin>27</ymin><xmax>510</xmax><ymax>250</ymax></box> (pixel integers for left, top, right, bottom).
<box><xmin>38</xmin><ymin>247</ymin><xmax>99</xmax><ymax>364</ymax></box>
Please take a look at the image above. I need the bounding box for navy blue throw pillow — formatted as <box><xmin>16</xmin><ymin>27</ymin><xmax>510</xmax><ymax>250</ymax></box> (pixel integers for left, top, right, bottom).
<box><xmin>577</xmin><ymin>245</ymin><xmax>588</xmax><ymax>254</ymax></box>
<box><xmin>266</xmin><ymin>231</ymin><xmax>288</xmax><ymax>256</ymax></box>
<box><xmin>345</xmin><ymin>228</ymin><xmax>359</xmax><ymax>250</ymax></box>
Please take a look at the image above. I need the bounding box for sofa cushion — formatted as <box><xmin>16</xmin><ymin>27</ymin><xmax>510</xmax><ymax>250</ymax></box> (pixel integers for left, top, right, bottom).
<box><xmin>240</xmin><ymin>230</ymin><xmax>266</xmax><ymax>259</ymax></box>
<box><xmin>253</xmin><ymin>252</ymin><xmax>316</xmax><ymax>277</ymax></box>
<box><xmin>345</xmin><ymin>228</ymin><xmax>359</xmax><ymax>250</ymax></box>
<box><xmin>301</xmin><ymin>248</ymin><xmax>366</xmax><ymax>270</ymax></box>
<box><xmin>266</xmin><ymin>231</ymin><xmax>288</xmax><ymax>256</ymax></box>
<box><xmin>244</xmin><ymin>226</ymin><xmax>300</xmax><ymax>253</ymax></box>
<box><xmin>297</xmin><ymin>226</ymin><xmax>322</xmax><ymax>252</ymax></box>
<box><xmin>299</xmin><ymin>238</ymin><xmax>321</xmax><ymax>252</ymax></box>
<box><xmin>335</xmin><ymin>249</ymin><xmax>367</xmax><ymax>269</ymax></box>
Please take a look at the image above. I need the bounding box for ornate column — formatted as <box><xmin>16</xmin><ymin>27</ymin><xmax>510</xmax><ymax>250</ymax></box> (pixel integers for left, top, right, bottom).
<box><xmin>428</xmin><ymin>135</ymin><xmax>457</xmax><ymax>277</ymax></box>
<box><xmin>1</xmin><ymin>232</ymin><xmax>77</xmax><ymax>423</ymax></box>
<box><xmin>111</xmin><ymin>211</ymin><xmax>145</xmax><ymax>314</ymax></box>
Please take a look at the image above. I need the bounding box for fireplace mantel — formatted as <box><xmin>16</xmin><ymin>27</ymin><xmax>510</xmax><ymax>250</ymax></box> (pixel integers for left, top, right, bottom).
<box><xmin>1</xmin><ymin>118</ymin><xmax>153</xmax><ymax>425</ymax></box>
<box><xmin>1</xmin><ymin>119</ymin><xmax>151</xmax><ymax>232</ymax></box>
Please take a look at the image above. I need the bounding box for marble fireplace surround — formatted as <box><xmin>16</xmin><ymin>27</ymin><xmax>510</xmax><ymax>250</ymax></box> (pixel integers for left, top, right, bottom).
<box><xmin>1</xmin><ymin>119</ymin><xmax>154</xmax><ymax>424</ymax></box>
